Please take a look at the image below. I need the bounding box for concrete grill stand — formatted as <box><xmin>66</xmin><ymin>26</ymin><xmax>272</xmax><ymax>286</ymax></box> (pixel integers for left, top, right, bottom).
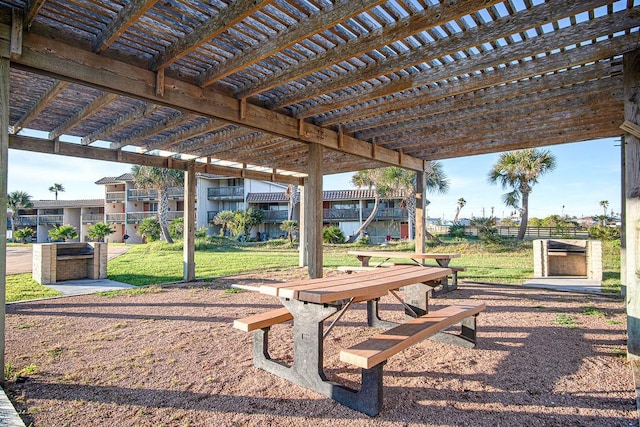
<box><xmin>533</xmin><ymin>239</ymin><xmax>602</xmax><ymax>281</ymax></box>
<box><xmin>32</xmin><ymin>242</ymin><xmax>108</xmax><ymax>285</ymax></box>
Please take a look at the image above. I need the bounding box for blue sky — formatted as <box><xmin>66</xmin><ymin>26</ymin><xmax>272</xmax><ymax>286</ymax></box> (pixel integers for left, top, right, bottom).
<box><xmin>8</xmin><ymin>137</ymin><xmax>621</xmax><ymax>221</ymax></box>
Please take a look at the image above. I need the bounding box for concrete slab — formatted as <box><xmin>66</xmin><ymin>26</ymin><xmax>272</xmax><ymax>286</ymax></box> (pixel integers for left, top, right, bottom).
<box><xmin>0</xmin><ymin>387</ymin><xmax>25</xmax><ymax>427</ymax></box>
<box><xmin>46</xmin><ymin>278</ymin><xmax>135</xmax><ymax>296</ymax></box>
<box><xmin>522</xmin><ymin>277</ymin><xmax>603</xmax><ymax>294</ymax></box>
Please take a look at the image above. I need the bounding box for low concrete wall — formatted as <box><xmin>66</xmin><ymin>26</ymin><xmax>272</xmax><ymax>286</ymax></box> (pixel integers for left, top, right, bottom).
<box><xmin>32</xmin><ymin>242</ymin><xmax>108</xmax><ymax>285</ymax></box>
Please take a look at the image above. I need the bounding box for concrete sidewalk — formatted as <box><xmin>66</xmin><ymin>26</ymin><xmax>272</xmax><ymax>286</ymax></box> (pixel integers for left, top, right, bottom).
<box><xmin>522</xmin><ymin>277</ymin><xmax>604</xmax><ymax>294</ymax></box>
<box><xmin>46</xmin><ymin>278</ymin><xmax>135</xmax><ymax>296</ymax></box>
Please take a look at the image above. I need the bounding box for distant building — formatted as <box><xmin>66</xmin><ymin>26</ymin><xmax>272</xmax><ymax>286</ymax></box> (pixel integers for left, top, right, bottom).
<box><xmin>14</xmin><ymin>174</ymin><xmax>410</xmax><ymax>244</ymax></box>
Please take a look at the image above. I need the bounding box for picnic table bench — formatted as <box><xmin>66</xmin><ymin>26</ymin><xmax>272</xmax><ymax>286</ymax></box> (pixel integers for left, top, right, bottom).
<box><xmin>347</xmin><ymin>250</ymin><xmax>465</xmax><ymax>293</ymax></box>
<box><xmin>233</xmin><ymin>265</ymin><xmax>485</xmax><ymax>416</ymax></box>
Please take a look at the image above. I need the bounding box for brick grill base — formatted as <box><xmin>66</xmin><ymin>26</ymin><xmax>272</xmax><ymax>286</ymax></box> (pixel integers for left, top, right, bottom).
<box><xmin>548</xmin><ymin>253</ymin><xmax>587</xmax><ymax>277</ymax></box>
<box><xmin>56</xmin><ymin>258</ymin><xmax>92</xmax><ymax>282</ymax></box>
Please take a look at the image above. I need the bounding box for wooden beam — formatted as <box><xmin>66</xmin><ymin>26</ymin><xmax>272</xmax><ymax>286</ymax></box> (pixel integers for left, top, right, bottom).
<box><xmin>314</xmin><ymin>32</ymin><xmax>639</xmax><ymax>126</ymax></box>
<box><xmin>8</xmin><ymin>134</ymin><xmax>304</xmax><ymax>185</ymax></box>
<box><xmin>414</xmin><ymin>115</ymin><xmax>623</xmax><ymax>160</ymax></box>
<box><xmin>81</xmin><ymin>102</ymin><xmax>159</xmax><ymax>145</ymax></box>
<box><xmin>93</xmin><ymin>0</ymin><xmax>156</xmax><ymax>53</ymax></box>
<box><xmin>304</xmin><ymin>143</ymin><xmax>323</xmax><ymax>278</ymax></box>
<box><xmin>2</xmin><ymin>25</ymin><xmax>423</xmax><ymax>171</ymax></box>
<box><xmin>151</xmin><ymin>1</ymin><xmax>270</xmax><ymax>71</ymax></box>
<box><xmin>110</xmin><ymin>112</ymin><xmax>195</xmax><ymax>150</ymax></box>
<box><xmin>624</xmin><ymin>49</ymin><xmax>640</xmax><ymax>358</ymax></box>
<box><xmin>183</xmin><ymin>161</ymin><xmax>196</xmax><ymax>282</ymax></box>
<box><xmin>24</xmin><ymin>0</ymin><xmax>46</xmax><ymax>29</ymax></box>
<box><xmin>198</xmin><ymin>0</ymin><xmax>386</xmax><ymax>87</ymax></box>
<box><xmin>10</xmin><ymin>8</ymin><xmax>22</xmax><ymax>58</ymax></box>
<box><xmin>167</xmin><ymin>125</ymin><xmax>251</xmax><ymax>154</ymax></box>
<box><xmin>12</xmin><ymin>80</ymin><xmax>68</xmax><ymax>133</ymax></box>
<box><xmin>234</xmin><ymin>0</ymin><xmax>505</xmax><ymax>99</ymax></box>
<box><xmin>141</xmin><ymin>118</ymin><xmax>229</xmax><ymax>152</ymax></box>
<box><xmin>48</xmin><ymin>92</ymin><xmax>118</xmax><ymax>140</ymax></box>
<box><xmin>0</xmin><ymin>57</ymin><xmax>9</xmax><ymax>383</ymax></box>
<box><xmin>350</xmin><ymin>60</ymin><xmax>618</xmax><ymax>136</ymax></box>
<box><xmin>271</xmin><ymin>0</ymin><xmax>625</xmax><ymax>110</ymax></box>
<box><xmin>190</xmin><ymin>132</ymin><xmax>279</xmax><ymax>157</ymax></box>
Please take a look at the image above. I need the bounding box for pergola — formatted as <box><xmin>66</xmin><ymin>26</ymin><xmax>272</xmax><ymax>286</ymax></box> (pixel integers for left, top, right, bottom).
<box><xmin>0</xmin><ymin>0</ymin><xmax>638</xmax><ymax>393</ymax></box>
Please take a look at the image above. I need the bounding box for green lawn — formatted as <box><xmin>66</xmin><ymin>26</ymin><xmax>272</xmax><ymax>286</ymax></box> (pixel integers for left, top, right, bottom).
<box><xmin>5</xmin><ymin>236</ymin><xmax>622</xmax><ymax>302</ymax></box>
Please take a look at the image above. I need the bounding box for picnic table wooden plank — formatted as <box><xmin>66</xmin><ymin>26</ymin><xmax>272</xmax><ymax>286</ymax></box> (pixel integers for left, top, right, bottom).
<box><xmin>294</xmin><ymin>267</ymin><xmax>451</xmax><ymax>303</ymax></box>
<box><xmin>259</xmin><ymin>264</ymin><xmax>422</xmax><ymax>297</ymax></box>
<box><xmin>348</xmin><ymin>250</ymin><xmax>460</xmax><ymax>260</ymax></box>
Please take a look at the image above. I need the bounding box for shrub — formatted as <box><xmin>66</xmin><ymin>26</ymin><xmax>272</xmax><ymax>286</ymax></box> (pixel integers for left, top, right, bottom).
<box><xmin>589</xmin><ymin>225</ymin><xmax>620</xmax><ymax>241</ymax></box>
<box><xmin>138</xmin><ymin>217</ymin><xmax>161</xmax><ymax>242</ymax></box>
<box><xmin>323</xmin><ymin>225</ymin><xmax>345</xmax><ymax>244</ymax></box>
<box><xmin>195</xmin><ymin>226</ymin><xmax>208</xmax><ymax>239</ymax></box>
<box><xmin>48</xmin><ymin>225</ymin><xmax>78</xmax><ymax>242</ymax></box>
<box><xmin>87</xmin><ymin>222</ymin><xmax>115</xmax><ymax>242</ymax></box>
<box><xmin>169</xmin><ymin>217</ymin><xmax>184</xmax><ymax>239</ymax></box>
<box><xmin>448</xmin><ymin>222</ymin><xmax>466</xmax><ymax>238</ymax></box>
<box><xmin>470</xmin><ymin>217</ymin><xmax>501</xmax><ymax>243</ymax></box>
<box><xmin>356</xmin><ymin>235</ymin><xmax>371</xmax><ymax>246</ymax></box>
<box><xmin>14</xmin><ymin>227</ymin><xmax>34</xmax><ymax>243</ymax></box>
<box><xmin>280</xmin><ymin>220</ymin><xmax>299</xmax><ymax>243</ymax></box>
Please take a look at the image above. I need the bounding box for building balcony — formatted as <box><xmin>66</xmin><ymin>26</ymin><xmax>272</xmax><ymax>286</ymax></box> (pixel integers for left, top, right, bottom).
<box><xmin>38</xmin><ymin>215</ymin><xmax>63</xmax><ymax>225</ymax></box>
<box><xmin>17</xmin><ymin>215</ymin><xmax>38</xmax><ymax>226</ymax></box>
<box><xmin>82</xmin><ymin>214</ymin><xmax>105</xmax><ymax>224</ymax></box>
<box><xmin>363</xmin><ymin>207</ymin><xmax>408</xmax><ymax>220</ymax></box>
<box><xmin>128</xmin><ymin>187</ymin><xmax>184</xmax><ymax>201</ymax></box>
<box><xmin>207</xmin><ymin>186</ymin><xmax>243</xmax><ymax>200</ymax></box>
<box><xmin>106</xmin><ymin>191</ymin><xmax>125</xmax><ymax>203</ymax></box>
<box><xmin>262</xmin><ymin>210</ymin><xmax>289</xmax><ymax>222</ymax></box>
<box><xmin>106</xmin><ymin>213</ymin><xmax>125</xmax><ymax>223</ymax></box>
<box><xmin>126</xmin><ymin>211</ymin><xmax>184</xmax><ymax>224</ymax></box>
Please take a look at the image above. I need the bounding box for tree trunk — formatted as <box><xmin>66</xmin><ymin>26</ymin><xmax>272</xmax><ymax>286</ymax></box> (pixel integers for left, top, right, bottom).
<box><xmin>517</xmin><ymin>191</ymin><xmax>529</xmax><ymax>240</ymax></box>
<box><xmin>407</xmin><ymin>194</ymin><xmax>416</xmax><ymax>240</ymax></box>
<box><xmin>158</xmin><ymin>187</ymin><xmax>174</xmax><ymax>244</ymax></box>
<box><xmin>351</xmin><ymin>191</ymin><xmax>380</xmax><ymax>241</ymax></box>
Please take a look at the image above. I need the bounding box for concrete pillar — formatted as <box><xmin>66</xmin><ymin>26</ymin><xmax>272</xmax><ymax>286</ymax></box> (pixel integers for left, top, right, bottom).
<box><xmin>183</xmin><ymin>162</ymin><xmax>196</xmax><ymax>282</ymax></box>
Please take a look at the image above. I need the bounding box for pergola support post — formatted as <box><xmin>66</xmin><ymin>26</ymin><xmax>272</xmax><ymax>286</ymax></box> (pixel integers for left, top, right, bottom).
<box><xmin>304</xmin><ymin>143</ymin><xmax>323</xmax><ymax>278</ymax></box>
<box><xmin>623</xmin><ymin>49</ymin><xmax>640</xmax><ymax>421</ymax></box>
<box><xmin>415</xmin><ymin>170</ymin><xmax>427</xmax><ymax>253</ymax></box>
<box><xmin>183</xmin><ymin>161</ymin><xmax>196</xmax><ymax>282</ymax></box>
<box><xmin>0</xmin><ymin>58</ymin><xmax>8</xmax><ymax>383</ymax></box>
<box><xmin>298</xmin><ymin>186</ymin><xmax>306</xmax><ymax>267</ymax></box>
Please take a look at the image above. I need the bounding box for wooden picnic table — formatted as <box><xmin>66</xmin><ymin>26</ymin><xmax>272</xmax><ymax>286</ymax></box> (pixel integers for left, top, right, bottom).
<box><xmin>234</xmin><ymin>265</ymin><xmax>487</xmax><ymax>416</ymax></box>
<box><xmin>348</xmin><ymin>250</ymin><xmax>460</xmax><ymax>267</ymax></box>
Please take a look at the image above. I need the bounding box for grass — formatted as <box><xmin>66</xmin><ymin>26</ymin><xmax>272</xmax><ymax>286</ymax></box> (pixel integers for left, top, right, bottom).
<box><xmin>554</xmin><ymin>314</ymin><xmax>578</xmax><ymax>329</ymax></box>
<box><xmin>4</xmin><ymin>235</ymin><xmax>623</xmax><ymax>301</ymax></box>
<box><xmin>6</xmin><ymin>274</ymin><xmax>62</xmax><ymax>302</ymax></box>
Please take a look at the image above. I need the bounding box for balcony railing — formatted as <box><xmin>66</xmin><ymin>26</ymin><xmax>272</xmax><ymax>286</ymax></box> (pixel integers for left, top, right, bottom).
<box><xmin>323</xmin><ymin>208</ymin><xmax>360</xmax><ymax>220</ymax></box>
<box><xmin>82</xmin><ymin>214</ymin><xmax>105</xmax><ymax>224</ymax></box>
<box><xmin>363</xmin><ymin>207</ymin><xmax>408</xmax><ymax>220</ymax></box>
<box><xmin>18</xmin><ymin>215</ymin><xmax>38</xmax><ymax>226</ymax></box>
<box><xmin>262</xmin><ymin>210</ymin><xmax>289</xmax><ymax>221</ymax></box>
<box><xmin>126</xmin><ymin>211</ymin><xmax>184</xmax><ymax>223</ymax></box>
<box><xmin>106</xmin><ymin>191</ymin><xmax>125</xmax><ymax>202</ymax></box>
<box><xmin>207</xmin><ymin>186</ymin><xmax>243</xmax><ymax>199</ymax></box>
<box><xmin>128</xmin><ymin>187</ymin><xmax>184</xmax><ymax>201</ymax></box>
<box><xmin>106</xmin><ymin>213</ymin><xmax>125</xmax><ymax>223</ymax></box>
<box><xmin>38</xmin><ymin>215</ymin><xmax>63</xmax><ymax>225</ymax></box>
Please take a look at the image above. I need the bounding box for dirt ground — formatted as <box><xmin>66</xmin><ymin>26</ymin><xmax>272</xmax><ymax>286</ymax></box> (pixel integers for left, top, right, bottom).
<box><xmin>3</xmin><ymin>269</ymin><xmax>637</xmax><ymax>426</ymax></box>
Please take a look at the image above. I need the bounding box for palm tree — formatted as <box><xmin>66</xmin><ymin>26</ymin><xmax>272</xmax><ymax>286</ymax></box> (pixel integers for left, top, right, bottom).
<box><xmin>48</xmin><ymin>183</ymin><xmax>65</xmax><ymax>200</ymax></box>
<box><xmin>88</xmin><ymin>222</ymin><xmax>115</xmax><ymax>242</ymax></box>
<box><xmin>488</xmin><ymin>148</ymin><xmax>556</xmax><ymax>240</ymax></box>
<box><xmin>7</xmin><ymin>190</ymin><xmax>33</xmax><ymax>241</ymax></box>
<box><xmin>132</xmin><ymin>165</ymin><xmax>184</xmax><ymax>244</ymax></box>
<box><xmin>284</xmin><ymin>184</ymin><xmax>299</xmax><ymax>221</ymax></box>
<box><xmin>599</xmin><ymin>200</ymin><xmax>610</xmax><ymax>225</ymax></box>
<box><xmin>350</xmin><ymin>168</ymin><xmax>391</xmax><ymax>241</ymax></box>
<box><xmin>280</xmin><ymin>219</ymin><xmax>298</xmax><ymax>243</ymax></box>
<box><xmin>453</xmin><ymin>197</ymin><xmax>466</xmax><ymax>222</ymax></box>
<box><xmin>213</xmin><ymin>210</ymin><xmax>236</xmax><ymax>237</ymax></box>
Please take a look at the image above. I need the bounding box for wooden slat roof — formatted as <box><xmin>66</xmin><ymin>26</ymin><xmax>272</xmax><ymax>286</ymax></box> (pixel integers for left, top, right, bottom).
<box><xmin>1</xmin><ymin>0</ymin><xmax>638</xmax><ymax>183</ymax></box>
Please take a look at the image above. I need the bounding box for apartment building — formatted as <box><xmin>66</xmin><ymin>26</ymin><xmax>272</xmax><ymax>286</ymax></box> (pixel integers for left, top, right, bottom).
<box><xmin>13</xmin><ymin>174</ymin><xmax>409</xmax><ymax>244</ymax></box>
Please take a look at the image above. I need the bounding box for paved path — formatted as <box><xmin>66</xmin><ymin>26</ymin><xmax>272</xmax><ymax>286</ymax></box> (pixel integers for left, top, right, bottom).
<box><xmin>6</xmin><ymin>245</ymin><xmax>131</xmax><ymax>275</ymax></box>
<box><xmin>522</xmin><ymin>277</ymin><xmax>605</xmax><ymax>294</ymax></box>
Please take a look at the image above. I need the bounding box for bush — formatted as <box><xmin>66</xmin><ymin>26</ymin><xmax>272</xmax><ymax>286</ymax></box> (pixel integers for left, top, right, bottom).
<box><xmin>14</xmin><ymin>227</ymin><xmax>34</xmax><ymax>243</ymax></box>
<box><xmin>138</xmin><ymin>217</ymin><xmax>161</xmax><ymax>242</ymax></box>
<box><xmin>87</xmin><ymin>222</ymin><xmax>115</xmax><ymax>242</ymax></box>
<box><xmin>448</xmin><ymin>222</ymin><xmax>466</xmax><ymax>238</ymax></box>
<box><xmin>48</xmin><ymin>224</ymin><xmax>78</xmax><ymax>242</ymax></box>
<box><xmin>356</xmin><ymin>235</ymin><xmax>371</xmax><ymax>246</ymax></box>
<box><xmin>169</xmin><ymin>217</ymin><xmax>184</xmax><ymax>239</ymax></box>
<box><xmin>195</xmin><ymin>226</ymin><xmax>208</xmax><ymax>239</ymax></box>
<box><xmin>589</xmin><ymin>225</ymin><xmax>621</xmax><ymax>241</ymax></box>
<box><xmin>323</xmin><ymin>225</ymin><xmax>345</xmax><ymax>244</ymax></box>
